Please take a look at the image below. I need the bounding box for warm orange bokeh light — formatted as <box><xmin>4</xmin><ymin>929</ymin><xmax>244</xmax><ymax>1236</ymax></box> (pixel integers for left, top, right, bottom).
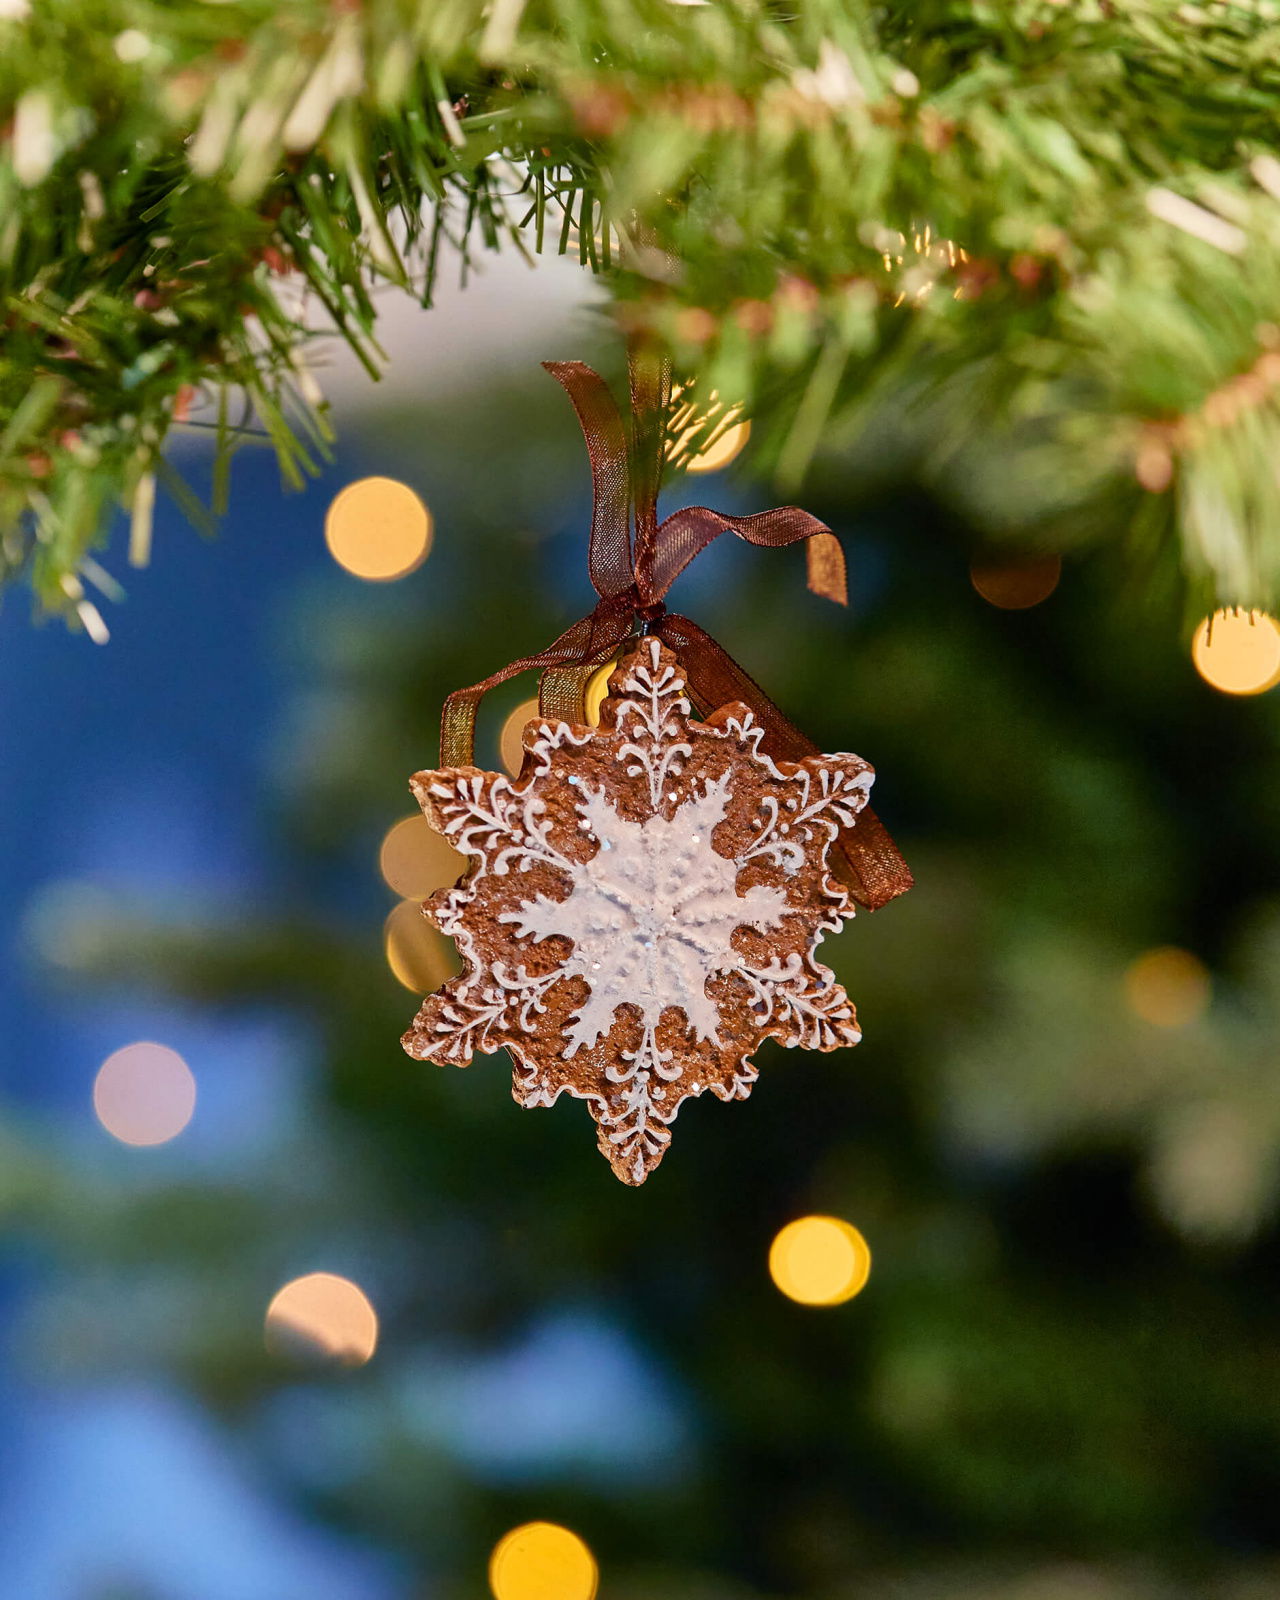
<box><xmin>1191</xmin><ymin>609</ymin><xmax>1280</xmax><ymax>696</ymax></box>
<box><xmin>499</xmin><ymin>697</ymin><xmax>541</xmax><ymax>777</ymax></box>
<box><xmin>379</xmin><ymin>814</ymin><xmax>465</xmax><ymax>900</ymax></box>
<box><xmin>324</xmin><ymin>476</ymin><xmax>433</xmax><ymax>581</ymax></box>
<box><xmin>488</xmin><ymin>1522</ymin><xmax>599</xmax><ymax>1600</ymax></box>
<box><xmin>93</xmin><ymin>1042</ymin><xmax>196</xmax><ymax>1146</ymax></box>
<box><xmin>970</xmin><ymin>555</ymin><xmax>1061</xmax><ymax>610</ymax></box>
<box><xmin>1124</xmin><ymin>946</ymin><xmax>1211</xmax><ymax>1028</ymax></box>
<box><xmin>768</xmin><ymin>1215</ymin><xmax>872</xmax><ymax>1306</ymax></box>
<box><xmin>384</xmin><ymin>899</ymin><xmax>460</xmax><ymax>992</ymax></box>
<box><xmin>265</xmin><ymin>1272</ymin><xmax>379</xmax><ymax>1366</ymax></box>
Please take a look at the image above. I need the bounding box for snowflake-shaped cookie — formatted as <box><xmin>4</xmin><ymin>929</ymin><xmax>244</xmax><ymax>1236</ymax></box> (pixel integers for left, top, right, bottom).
<box><xmin>402</xmin><ymin>639</ymin><xmax>875</xmax><ymax>1185</ymax></box>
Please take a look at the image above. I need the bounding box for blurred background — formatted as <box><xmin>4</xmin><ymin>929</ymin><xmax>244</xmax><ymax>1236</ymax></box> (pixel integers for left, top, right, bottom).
<box><xmin>3</xmin><ymin>249</ymin><xmax>1280</xmax><ymax>1600</ymax></box>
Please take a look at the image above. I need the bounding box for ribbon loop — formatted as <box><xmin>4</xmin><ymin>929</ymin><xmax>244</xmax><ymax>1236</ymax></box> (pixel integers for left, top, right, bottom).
<box><xmin>542</xmin><ymin>361</ymin><xmax>633</xmax><ymax>600</ymax></box>
<box><xmin>437</xmin><ymin>359</ymin><xmax>912</xmax><ymax>910</ymax></box>
<box><xmin>626</xmin><ymin>341</ymin><xmax>671</xmax><ymax>600</ymax></box>
<box><xmin>650</xmin><ymin>504</ymin><xmax>847</xmax><ymax>606</ymax></box>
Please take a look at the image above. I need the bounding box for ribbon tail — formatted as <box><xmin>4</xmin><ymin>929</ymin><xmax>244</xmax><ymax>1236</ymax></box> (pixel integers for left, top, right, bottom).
<box><xmin>657</xmin><ymin>614</ymin><xmax>912</xmax><ymax>911</ymax></box>
<box><xmin>651</xmin><ymin>504</ymin><xmax>847</xmax><ymax>606</ymax></box>
<box><xmin>805</xmin><ymin>530</ymin><xmax>847</xmax><ymax>606</ymax></box>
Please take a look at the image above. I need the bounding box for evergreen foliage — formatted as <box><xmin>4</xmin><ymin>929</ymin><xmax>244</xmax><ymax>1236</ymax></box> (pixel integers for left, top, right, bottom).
<box><xmin>7</xmin><ymin>1</ymin><xmax>1280</xmax><ymax>622</ymax></box>
<box><xmin>21</xmin><ymin>382</ymin><xmax>1280</xmax><ymax>1596</ymax></box>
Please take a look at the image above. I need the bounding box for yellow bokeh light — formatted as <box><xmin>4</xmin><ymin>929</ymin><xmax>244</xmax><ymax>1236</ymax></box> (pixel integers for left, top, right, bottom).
<box><xmin>488</xmin><ymin>1522</ymin><xmax>598</xmax><ymax>1600</ymax></box>
<box><xmin>265</xmin><ymin>1272</ymin><xmax>378</xmax><ymax>1366</ymax></box>
<box><xmin>584</xmin><ymin>661</ymin><xmax>616</xmax><ymax>727</ymax></box>
<box><xmin>384</xmin><ymin>899</ymin><xmax>460</xmax><ymax>993</ymax></box>
<box><xmin>500</xmin><ymin>697</ymin><xmax>541</xmax><ymax>777</ymax></box>
<box><xmin>379</xmin><ymin>814</ymin><xmax>465</xmax><ymax>900</ymax></box>
<box><xmin>1191</xmin><ymin>609</ymin><xmax>1280</xmax><ymax>696</ymax></box>
<box><xmin>768</xmin><ymin>1215</ymin><xmax>872</xmax><ymax>1306</ymax></box>
<box><xmin>670</xmin><ymin>384</ymin><xmax>751</xmax><ymax>476</ymax></box>
<box><xmin>1124</xmin><ymin>946</ymin><xmax>1211</xmax><ymax>1028</ymax></box>
<box><xmin>969</xmin><ymin>555</ymin><xmax>1061</xmax><ymax>610</ymax></box>
<box><xmin>93</xmin><ymin>1042</ymin><xmax>196</xmax><ymax>1147</ymax></box>
<box><xmin>324</xmin><ymin>476</ymin><xmax>433</xmax><ymax>581</ymax></box>
<box><xmin>686</xmin><ymin>416</ymin><xmax>750</xmax><ymax>474</ymax></box>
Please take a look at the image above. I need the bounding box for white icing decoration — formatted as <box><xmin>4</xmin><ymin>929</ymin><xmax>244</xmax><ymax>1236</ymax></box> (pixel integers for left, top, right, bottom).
<box><xmin>500</xmin><ymin>771</ymin><xmax>788</xmax><ymax>1053</ymax></box>
<box><xmin>615</xmin><ymin>641</ymin><xmax>692</xmax><ymax>808</ymax></box>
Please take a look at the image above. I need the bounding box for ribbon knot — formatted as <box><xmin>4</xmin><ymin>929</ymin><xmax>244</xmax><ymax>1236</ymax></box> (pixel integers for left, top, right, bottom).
<box><xmin>438</xmin><ymin>352</ymin><xmax>912</xmax><ymax>910</ymax></box>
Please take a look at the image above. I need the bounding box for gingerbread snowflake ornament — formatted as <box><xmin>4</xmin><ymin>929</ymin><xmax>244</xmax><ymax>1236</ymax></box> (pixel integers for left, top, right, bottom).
<box><xmin>402</xmin><ymin>638</ymin><xmax>876</xmax><ymax>1185</ymax></box>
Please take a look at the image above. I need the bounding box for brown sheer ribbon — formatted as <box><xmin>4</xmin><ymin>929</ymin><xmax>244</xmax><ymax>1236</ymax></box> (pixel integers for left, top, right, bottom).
<box><xmin>439</xmin><ymin>356</ymin><xmax>912</xmax><ymax>910</ymax></box>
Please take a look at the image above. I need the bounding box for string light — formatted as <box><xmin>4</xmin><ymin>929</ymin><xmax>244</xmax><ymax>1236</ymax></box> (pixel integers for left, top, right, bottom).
<box><xmin>265</xmin><ymin>1272</ymin><xmax>378</xmax><ymax>1366</ymax></box>
<box><xmin>500</xmin><ymin>697</ymin><xmax>541</xmax><ymax>777</ymax></box>
<box><xmin>93</xmin><ymin>1042</ymin><xmax>196</xmax><ymax>1146</ymax></box>
<box><xmin>768</xmin><ymin>1215</ymin><xmax>871</xmax><ymax>1306</ymax></box>
<box><xmin>324</xmin><ymin>476</ymin><xmax>433</xmax><ymax>581</ymax></box>
<box><xmin>488</xmin><ymin>1522</ymin><xmax>598</xmax><ymax>1600</ymax></box>
<box><xmin>970</xmin><ymin>554</ymin><xmax>1061</xmax><ymax>610</ymax></box>
<box><xmin>878</xmin><ymin>224</ymin><xmax>970</xmax><ymax>305</ymax></box>
<box><xmin>379</xmin><ymin>814</ymin><xmax>464</xmax><ymax>900</ymax></box>
<box><xmin>1191</xmin><ymin>609</ymin><xmax>1280</xmax><ymax>696</ymax></box>
<box><xmin>384</xmin><ymin>900</ymin><xmax>460</xmax><ymax>992</ymax></box>
<box><xmin>1124</xmin><ymin>947</ymin><xmax>1210</xmax><ymax>1028</ymax></box>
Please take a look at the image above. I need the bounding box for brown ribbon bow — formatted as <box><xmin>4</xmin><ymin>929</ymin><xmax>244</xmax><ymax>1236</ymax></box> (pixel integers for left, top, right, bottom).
<box><xmin>440</xmin><ymin>351</ymin><xmax>912</xmax><ymax>910</ymax></box>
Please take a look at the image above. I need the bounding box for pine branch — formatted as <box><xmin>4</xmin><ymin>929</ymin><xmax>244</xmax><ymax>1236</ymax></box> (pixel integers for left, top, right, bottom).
<box><xmin>5</xmin><ymin>0</ymin><xmax>1280</xmax><ymax>623</ymax></box>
